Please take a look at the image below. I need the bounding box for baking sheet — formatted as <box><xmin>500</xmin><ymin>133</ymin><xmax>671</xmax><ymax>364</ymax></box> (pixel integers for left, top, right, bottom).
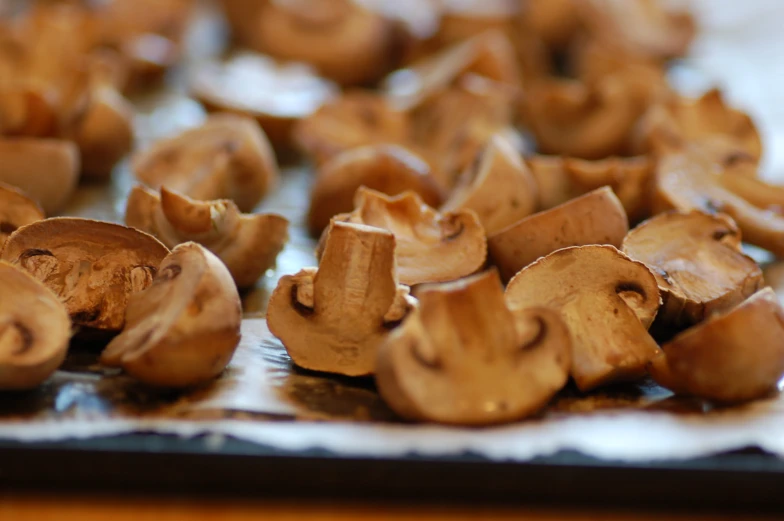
<box><xmin>2</xmin><ymin>0</ymin><xmax>784</xmax><ymax>464</ymax></box>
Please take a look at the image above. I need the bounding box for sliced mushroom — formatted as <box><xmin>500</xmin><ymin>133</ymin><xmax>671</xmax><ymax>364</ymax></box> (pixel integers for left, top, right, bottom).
<box><xmin>649</xmin><ymin>288</ymin><xmax>784</xmax><ymax>403</ymax></box>
<box><xmin>1</xmin><ymin>218</ymin><xmax>168</xmax><ymax>333</ymax></box>
<box><xmin>489</xmin><ymin>187</ymin><xmax>628</xmax><ymax>282</ymax></box>
<box><xmin>0</xmin><ymin>138</ymin><xmax>79</xmax><ymax>215</ymax></box>
<box><xmin>308</xmin><ymin>144</ymin><xmax>443</xmax><ymax>236</ymax></box>
<box><xmin>190</xmin><ymin>52</ymin><xmax>338</xmax><ymax>151</ymax></box>
<box><xmin>0</xmin><ymin>184</ymin><xmax>44</xmax><ymax>251</ymax></box>
<box><xmin>325</xmin><ymin>188</ymin><xmax>487</xmax><ymax>286</ymax></box>
<box><xmin>622</xmin><ymin>210</ymin><xmax>763</xmax><ymax>326</ymax></box>
<box><xmin>132</xmin><ymin>113</ymin><xmax>279</xmax><ymax>213</ymax></box>
<box><xmin>100</xmin><ymin>242</ymin><xmax>241</xmax><ymax>388</ymax></box>
<box><xmin>267</xmin><ymin>221</ymin><xmax>416</xmax><ymax>377</ymax></box>
<box><xmin>293</xmin><ymin>91</ymin><xmax>410</xmax><ymax>166</ymax></box>
<box><xmin>0</xmin><ymin>262</ymin><xmax>70</xmax><ymax>390</ymax></box>
<box><xmin>442</xmin><ymin>134</ymin><xmax>538</xmax><ymax>236</ymax></box>
<box><xmin>437</xmin><ymin>1</ymin><xmax>519</xmax><ymax>46</ymax></box>
<box><xmin>125</xmin><ymin>185</ymin><xmax>289</xmax><ymax>289</ymax></box>
<box><xmin>523</xmin><ymin>0</ymin><xmax>581</xmax><ymax>50</ymax></box>
<box><xmin>505</xmin><ymin>245</ymin><xmax>661</xmax><ymax>391</ymax></box>
<box><xmin>376</xmin><ymin>269</ymin><xmax>571</xmax><ymax>425</ymax></box>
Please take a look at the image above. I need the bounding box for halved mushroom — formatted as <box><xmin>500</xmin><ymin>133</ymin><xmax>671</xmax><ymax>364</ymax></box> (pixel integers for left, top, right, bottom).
<box><xmin>489</xmin><ymin>187</ymin><xmax>628</xmax><ymax>282</ymax></box>
<box><xmin>1</xmin><ymin>218</ymin><xmax>168</xmax><ymax>333</ymax></box>
<box><xmin>100</xmin><ymin>242</ymin><xmax>241</xmax><ymax>388</ymax></box>
<box><xmin>325</xmin><ymin>188</ymin><xmax>487</xmax><ymax>286</ymax></box>
<box><xmin>442</xmin><ymin>134</ymin><xmax>538</xmax><ymax>236</ymax></box>
<box><xmin>293</xmin><ymin>91</ymin><xmax>410</xmax><ymax>166</ymax></box>
<box><xmin>505</xmin><ymin>245</ymin><xmax>661</xmax><ymax>391</ymax></box>
<box><xmin>125</xmin><ymin>185</ymin><xmax>289</xmax><ymax>289</ymax></box>
<box><xmin>190</xmin><ymin>52</ymin><xmax>338</xmax><ymax>151</ymax></box>
<box><xmin>0</xmin><ymin>138</ymin><xmax>79</xmax><ymax>215</ymax></box>
<box><xmin>267</xmin><ymin>221</ymin><xmax>416</xmax><ymax>377</ymax></box>
<box><xmin>649</xmin><ymin>288</ymin><xmax>784</xmax><ymax>403</ymax></box>
<box><xmin>622</xmin><ymin>210</ymin><xmax>763</xmax><ymax>326</ymax></box>
<box><xmin>376</xmin><ymin>269</ymin><xmax>571</xmax><ymax>425</ymax></box>
<box><xmin>0</xmin><ymin>184</ymin><xmax>44</xmax><ymax>251</ymax></box>
<box><xmin>0</xmin><ymin>262</ymin><xmax>70</xmax><ymax>390</ymax></box>
<box><xmin>307</xmin><ymin>144</ymin><xmax>443</xmax><ymax>236</ymax></box>
<box><xmin>132</xmin><ymin>113</ymin><xmax>279</xmax><ymax>213</ymax></box>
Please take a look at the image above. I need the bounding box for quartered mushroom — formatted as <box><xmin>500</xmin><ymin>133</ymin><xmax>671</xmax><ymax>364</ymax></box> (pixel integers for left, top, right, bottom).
<box><xmin>376</xmin><ymin>269</ymin><xmax>571</xmax><ymax>425</ymax></box>
<box><xmin>190</xmin><ymin>52</ymin><xmax>338</xmax><ymax>151</ymax></box>
<box><xmin>324</xmin><ymin>188</ymin><xmax>487</xmax><ymax>286</ymax></box>
<box><xmin>0</xmin><ymin>138</ymin><xmax>79</xmax><ymax>215</ymax></box>
<box><xmin>489</xmin><ymin>187</ymin><xmax>629</xmax><ymax>282</ymax></box>
<box><xmin>0</xmin><ymin>262</ymin><xmax>70</xmax><ymax>390</ymax></box>
<box><xmin>1</xmin><ymin>218</ymin><xmax>168</xmax><ymax>334</ymax></box>
<box><xmin>649</xmin><ymin>288</ymin><xmax>784</xmax><ymax>403</ymax></box>
<box><xmin>505</xmin><ymin>245</ymin><xmax>661</xmax><ymax>391</ymax></box>
<box><xmin>622</xmin><ymin>210</ymin><xmax>763</xmax><ymax>326</ymax></box>
<box><xmin>100</xmin><ymin>242</ymin><xmax>242</xmax><ymax>388</ymax></box>
<box><xmin>132</xmin><ymin>113</ymin><xmax>279</xmax><ymax>213</ymax></box>
<box><xmin>307</xmin><ymin>144</ymin><xmax>443</xmax><ymax>236</ymax></box>
<box><xmin>0</xmin><ymin>184</ymin><xmax>44</xmax><ymax>251</ymax></box>
<box><xmin>125</xmin><ymin>185</ymin><xmax>289</xmax><ymax>289</ymax></box>
<box><xmin>267</xmin><ymin>221</ymin><xmax>416</xmax><ymax>377</ymax></box>
<box><xmin>442</xmin><ymin>134</ymin><xmax>538</xmax><ymax>236</ymax></box>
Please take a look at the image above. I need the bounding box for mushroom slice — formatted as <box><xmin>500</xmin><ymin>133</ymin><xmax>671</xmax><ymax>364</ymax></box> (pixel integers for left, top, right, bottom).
<box><xmin>307</xmin><ymin>144</ymin><xmax>443</xmax><ymax>236</ymax></box>
<box><xmin>489</xmin><ymin>187</ymin><xmax>628</xmax><ymax>282</ymax></box>
<box><xmin>376</xmin><ymin>269</ymin><xmax>571</xmax><ymax>425</ymax></box>
<box><xmin>505</xmin><ymin>245</ymin><xmax>661</xmax><ymax>391</ymax></box>
<box><xmin>132</xmin><ymin>113</ymin><xmax>279</xmax><ymax>213</ymax></box>
<box><xmin>125</xmin><ymin>185</ymin><xmax>289</xmax><ymax>289</ymax></box>
<box><xmin>190</xmin><ymin>52</ymin><xmax>338</xmax><ymax>151</ymax></box>
<box><xmin>0</xmin><ymin>183</ymin><xmax>44</xmax><ymax>250</ymax></box>
<box><xmin>1</xmin><ymin>218</ymin><xmax>168</xmax><ymax>333</ymax></box>
<box><xmin>325</xmin><ymin>188</ymin><xmax>487</xmax><ymax>286</ymax></box>
<box><xmin>267</xmin><ymin>221</ymin><xmax>415</xmax><ymax>377</ymax></box>
<box><xmin>650</xmin><ymin>288</ymin><xmax>784</xmax><ymax>403</ymax></box>
<box><xmin>293</xmin><ymin>91</ymin><xmax>410</xmax><ymax>166</ymax></box>
<box><xmin>442</xmin><ymin>134</ymin><xmax>538</xmax><ymax>236</ymax></box>
<box><xmin>622</xmin><ymin>210</ymin><xmax>763</xmax><ymax>326</ymax></box>
<box><xmin>0</xmin><ymin>262</ymin><xmax>70</xmax><ymax>390</ymax></box>
<box><xmin>0</xmin><ymin>138</ymin><xmax>79</xmax><ymax>215</ymax></box>
<box><xmin>100</xmin><ymin>242</ymin><xmax>241</xmax><ymax>388</ymax></box>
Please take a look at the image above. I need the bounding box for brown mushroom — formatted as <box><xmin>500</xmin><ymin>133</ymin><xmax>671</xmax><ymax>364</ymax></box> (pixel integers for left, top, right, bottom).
<box><xmin>0</xmin><ymin>138</ymin><xmax>79</xmax><ymax>215</ymax></box>
<box><xmin>132</xmin><ymin>113</ymin><xmax>279</xmax><ymax>212</ymax></box>
<box><xmin>523</xmin><ymin>0</ymin><xmax>581</xmax><ymax>50</ymax></box>
<box><xmin>325</xmin><ymin>188</ymin><xmax>487</xmax><ymax>286</ymax></box>
<box><xmin>442</xmin><ymin>134</ymin><xmax>538</xmax><ymax>236</ymax></box>
<box><xmin>489</xmin><ymin>187</ymin><xmax>629</xmax><ymax>282</ymax></box>
<box><xmin>307</xmin><ymin>144</ymin><xmax>443</xmax><ymax>236</ymax></box>
<box><xmin>622</xmin><ymin>210</ymin><xmax>763</xmax><ymax>326</ymax></box>
<box><xmin>190</xmin><ymin>52</ymin><xmax>338</xmax><ymax>151</ymax></box>
<box><xmin>437</xmin><ymin>1</ymin><xmax>519</xmax><ymax>46</ymax></box>
<box><xmin>125</xmin><ymin>185</ymin><xmax>289</xmax><ymax>289</ymax></box>
<box><xmin>376</xmin><ymin>269</ymin><xmax>571</xmax><ymax>425</ymax></box>
<box><xmin>0</xmin><ymin>183</ymin><xmax>44</xmax><ymax>251</ymax></box>
<box><xmin>0</xmin><ymin>85</ymin><xmax>58</xmax><ymax>138</ymax></box>
<box><xmin>267</xmin><ymin>221</ymin><xmax>416</xmax><ymax>377</ymax></box>
<box><xmin>100</xmin><ymin>242</ymin><xmax>241</xmax><ymax>388</ymax></box>
<box><xmin>649</xmin><ymin>288</ymin><xmax>784</xmax><ymax>403</ymax></box>
<box><xmin>505</xmin><ymin>245</ymin><xmax>661</xmax><ymax>391</ymax></box>
<box><xmin>0</xmin><ymin>261</ymin><xmax>70</xmax><ymax>390</ymax></box>
<box><xmin>1</xmin><ymin>218</ymin><xmax>168</xmax><ymax>334</ymax></box>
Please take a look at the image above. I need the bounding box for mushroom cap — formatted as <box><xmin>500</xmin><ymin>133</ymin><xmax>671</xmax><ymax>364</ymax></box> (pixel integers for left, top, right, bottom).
<box><xmin>622</xmin><ymin>210</ymin><xmax>763</xmax><ymax>326</ymax></box>
<box><xmin>650</xmin><ymin>288</ymin><xmax>784</xmax><ymax>403</ymax></box>
<box><xmin>325</xmin><ymin>187</ymin><xmax>487</xmax><ymax>286</ymax></box>
<box><xmin>307</xmin><ymin>144</ymin><xmax>443</xmax><ymax>236</ymax></box>
<box><xmin>100</xmin><ymin>242</ymin><xmax>242</xmax><ymax>388</ymax></box>
<box><xmin>489</xmin><ymin>187</ymin><xmax>629</xmax><ymax>282</ymax></box>
<box><xmin>132</xmin><ymin>113</ymin><xmax>279</xmax><ymax>213</ymax></box>
<box><xmin>0</xmin><ymin>183</ymin><xmax>44</xmax><ymax>251</ymax></box>
<box><xmin>376</xmin><ymin>269</ymin><xmax>571</xmax><ymax>425</ymax></box>
<box><xmin>1</xmin><ymin>217</ymin><xmax>169</xmax><ymax>333</ymax></box>
<box><xmin>505</xmin><ymin>245</ymin><xmax>661</xmax><ymax>391</ymax></box>
<box><xmin>267</xmin><ymin>221</ymin><xmax>415</xmax><ymax>376</ymax></box>
<box><xmin>0</xmin><ymin>261</ymin><xmax>70</xmax><ymax>390</ymax></box>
